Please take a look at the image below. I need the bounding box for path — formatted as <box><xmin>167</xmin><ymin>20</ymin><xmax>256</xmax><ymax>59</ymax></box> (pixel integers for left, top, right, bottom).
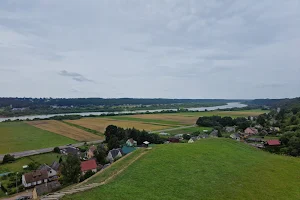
<box><xmin>0</xmin><ymin>140</ymin><xmax>103</xmax><ymax>161</ymax></box>
<box><xmin>1</xmin><ymin>189</ymin><xmax>32</xmax><ymax>200</ymax></box>
<box><xmin>41</xmin><ymin>150</ymin><xmax>149</xmax><ymax>200</ymax></box>
<box><xmin>150</xmin><ymin>124</ymin><xmax>196</xmax><ymax>133</ymax></box>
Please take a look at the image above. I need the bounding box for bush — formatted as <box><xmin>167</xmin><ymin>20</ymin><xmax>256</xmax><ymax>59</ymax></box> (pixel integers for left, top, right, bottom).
<box><xmin>53</xmin><ymin>147</ymin><xmax>61</xmax><ymax>153</ymax></box>
<box><xmin>2</xmin><ymin>154</ymin><xmax>15</xmax><ymax>164</ymax></box>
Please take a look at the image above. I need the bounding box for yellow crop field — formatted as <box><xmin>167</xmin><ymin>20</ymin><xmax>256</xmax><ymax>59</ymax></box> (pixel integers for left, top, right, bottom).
<box><xmin>65</xmin><ymin>118</ymin><xmax>172</xmax><ymax>133</ymax></box>
<box><xmin>27</xmin><ymin>120</ymin><xmax>103</xmax><ymax>141</ymax></box>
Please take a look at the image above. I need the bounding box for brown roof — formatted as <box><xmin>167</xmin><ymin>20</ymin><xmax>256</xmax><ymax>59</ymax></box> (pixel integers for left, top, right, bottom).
<box><xmin>24</xmin><ymin>170</ymin><xmax>48</xmax><ymax>183</ymax></box>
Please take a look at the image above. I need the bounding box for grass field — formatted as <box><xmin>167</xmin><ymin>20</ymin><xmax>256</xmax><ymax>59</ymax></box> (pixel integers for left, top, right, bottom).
<box><xmin>63</xmin><ymin>139</ymin><xmax>300</xmax><ymax>200</ymax></box>
<box><xmin>27</xmin><ymin>120</ymin><xmax>103</xmax><ymax>141</ymax></box>
<box><xmin>0</xmin><ymin>122</ymin><xmax>76</xmax><ymax>154</ymax></box>
<box><xmin>173</xmin><ymin>109</ymin><xmax>267</xmax><ymax>118</ymax></box>
<box><xmin>167</xmin><ymin>126</ymin><xmax>213</xmax><ymax>135</ymax></box>
<box><xmin>106</xmin><ymin>116</ymin><xmax>184</xmax><ymax>126</ymax></box>
<box><xmin>65</xmin><ymin>118</ymin><xmax>174</xmax><ymax>133</ymax></box>
<box><xmin>0</xmin><ymin>153</ymin><xmax>61</xmax><ymax>173</ymax></box>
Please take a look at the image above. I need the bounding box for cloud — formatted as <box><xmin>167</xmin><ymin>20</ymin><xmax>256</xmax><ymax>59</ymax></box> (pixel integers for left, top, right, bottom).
<box><xmin>58</xmin><ymin>70</ymin><xmax>94</xmax><ymax>83</ymax></box>
<box><xmin>0</xmin><ymin>0</ymin><xmax>300</xmax><ymax>98</ymax></box>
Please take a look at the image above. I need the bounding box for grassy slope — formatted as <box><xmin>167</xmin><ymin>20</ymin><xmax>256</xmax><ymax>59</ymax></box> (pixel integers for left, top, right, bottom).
<box><xmin>0</xmin><ymin>122</ymin><xmax>76</xmax><ymax>154</ymax></box>
<box><xmin>64</xmin><ymin>139</ymin><xmax>300</xmax><ymax>200</ymax></box>
<box><xmin>0</xmin><ymin>153</ymin><xmax>62</xmax><ymax>173</ymax></box>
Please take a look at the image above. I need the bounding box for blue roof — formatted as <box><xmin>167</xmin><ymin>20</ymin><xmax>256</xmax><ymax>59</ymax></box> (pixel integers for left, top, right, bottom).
<box><xmin>121</xmin><ymin>146</ymin><xmax>136</xmax><ymax>155</ymax></box>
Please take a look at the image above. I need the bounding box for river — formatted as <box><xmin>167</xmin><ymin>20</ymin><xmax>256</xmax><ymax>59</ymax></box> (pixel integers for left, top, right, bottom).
<box><xmin>0</xmin><ymin>102</ymin><xmax>247</xmax><ymax>122</ymax></box>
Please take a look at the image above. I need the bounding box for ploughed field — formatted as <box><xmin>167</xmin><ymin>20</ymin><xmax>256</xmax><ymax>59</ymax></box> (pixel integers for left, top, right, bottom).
<box><xmin>0</xmin><ymin>122</ymin><xmax>76</xmax><ymax>154</ymax></box>
<box><xmin>27</xmin><ymin>120</ymin><xmax>103</xmax><ymax>141</ymax></box>
<box><xmin>63</xmin><ymin>139</ymin><xmax>300</xmax><ymax>200</ymax></box>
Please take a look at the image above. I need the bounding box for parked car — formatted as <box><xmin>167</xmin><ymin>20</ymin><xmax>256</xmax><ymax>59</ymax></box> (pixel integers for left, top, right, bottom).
<box><xmin>15</xmin><ymin>196</ymin><xmax>31</xmax><ymax>200</ymax></box>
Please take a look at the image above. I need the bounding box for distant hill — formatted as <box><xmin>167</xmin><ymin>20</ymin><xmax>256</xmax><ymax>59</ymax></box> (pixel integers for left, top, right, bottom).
<box><xmin>63</xmin><ymin>139</ymin><xmax>300</xmax><ymax>200</ymax></box>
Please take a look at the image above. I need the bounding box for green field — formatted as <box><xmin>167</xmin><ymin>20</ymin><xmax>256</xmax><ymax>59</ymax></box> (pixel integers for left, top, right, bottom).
<box><xmin>173</xmin><ymin>109</ymin><xmax>267</xmax><ymax>118</ymax></box>
<box><xmin>64</xmin><ymin>139</ymin><xmax>300</xmax><ymax>200</ymax></box>
<box><xmin>0</xmin><ymin>153</ymin><xmax>62</xmax><ymax>173</ymax></box>
<box><xmin>0</xmin><ymin>122</ymin><xmax>76</xmax><ymax>154</ymax></box>
<box><xmin>167</xmin><ymin>126</ymin><xmax>213</xmax><ymax>135</ymax></box>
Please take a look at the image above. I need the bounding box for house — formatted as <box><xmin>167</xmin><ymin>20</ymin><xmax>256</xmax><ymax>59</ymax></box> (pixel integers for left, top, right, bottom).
<box><xmin>168</xmin><ymin>137</ymin><xmax>180</xmax><ymax>143</ymax></box>
<box><xmin>254</xmin><ymin>125</ymin><xmax>263</xmax><ymax>130</ymax></box>
<box><xmin>159</xmin><ymin>132</ymin><xmax>169</xmax><ymax>136</ymax></box>
<box><xmin>230</xmin><ymin>133</ymin><xmax>240</xmax><ymax>141</ymax></box>
<box><xmin>81</xmin><ymin>159</ymin><xmax>98</xmax><ymax>175</ymax></box>
<box><xmin>244</xmin><ymin>127</ymin><xmax>258</xmax><ymax>135</ymax></box>
<box><xmin>38</xmin><ymin>164</ymin><xmax>57</xmax><ymax>179</ymax></box>
<box><xmin>198</xmin><ymin>134</ymin><xmax>209</xmax><ymax>139</ymax></box>
<box><xmin>188</xmin><ymin>137</ymin><xmax>197</xmax><ymax>143</ymax></box>
<box><xmin>225</xmin><ymin>126</ymin><xmax>236</xmax><ymax>133</ymax></box>
<box><xmin>121</xmin><ymin>146</ymin><xmax>136</xmax><ymax>155</ymax></box>
<box><xmin>86</xmin><ymin>145</ymin><xmax>97</xmax><ymax>159</ymax></box>
<box><xmin>174</xmin><ymin>134</ymin><xmax>183</xmax><ymax>138</ymax></box>
<box><xmin>143</xmin><ymin>141</ymin><xmax>150</xmax><ymax>147</ymax></box>
<box><xmin>266</xmin><ymin>139</ymin><xmax>281</xmax><ymax>146</ymax></box>
<box><xmin>60</xmin><ymin>146</ymin><xmax>80</xmax><ymax>156</ymax></box>
<box><xmin>22</xmin><ymin>170</ymin><xmax>48</xmax><ymax>188</ymax></box>
<box><xmin>107</xmin><ymin>148</ymin><xmax>122</xmax><ymax>162</ymax></box>
<box><xmin>50</xmin><ymin>161</ymin><xmax>60</xmax><ymax>172</ymax></box>
<box><xmin>32</xmin><ymin>181</ymin><xmax>61</xmax><ymax>198</ymax></box>
<box><xmin>210</xmin><ymin>130</ymin><xmax>219</xmax><ymax>138</ymax></box>
<box><xmin>126</xmin><ymin>138</ymin><xmax>137</xmax><ymax>147</ymax></box>
<box><xmin>269</xmin><ymin>127</ymin><xmax>280</xmax><ymax>132</ymax></box>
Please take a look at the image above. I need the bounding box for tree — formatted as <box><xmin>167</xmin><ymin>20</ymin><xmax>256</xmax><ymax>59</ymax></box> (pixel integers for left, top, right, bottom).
<box><xmin>53</xmin><ymin>147</ymin><xmax>60</xmax><ymax>154</ymax></box>
<box><xmin>94</xmin><ymin>145</ymin><xmax>107</xmax><ymax>165</ymax></box>
<box><xmin>83</xmin><ymin>170</ymin><xmax>95</xmax><ymax>180</ymax></box>
<box><xmin>183</xmin><ymin>134</ymin><xmax>191</xmax><ymax>140</ymax></box>
<box><xmin>28</xmin><ymin>162</ymin><xmax>39</xmax><ymax>170</ymax></box>
<box><xmin>107</xmin><ymin>136</ymin><xmax>120</xmax><ymax>150</ymax></box>
<box><xmin>59</xmin><ymin>156</ymin><xmax>63</xmax><ymax>163</ymax></box>
<box><xmin>61</xmin><ymin>154</ymin><xmax>81</xmax><ymax>184</ymax></box>
<box><xmin>2</xmin><ymin>154</ymin><xmax>15</xmax><ymax>164</ymax></box>
<box><xmin>104</xmin><ymin>125</ymin><xmax>118</xmax><ymax>142</ymax></box>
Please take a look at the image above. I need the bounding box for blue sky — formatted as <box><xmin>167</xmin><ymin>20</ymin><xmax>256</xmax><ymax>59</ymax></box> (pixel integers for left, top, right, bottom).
<box><xmin>0</xmin><ymin>0</ymin><xmax>300</xmax><ymax>99</ymax></box>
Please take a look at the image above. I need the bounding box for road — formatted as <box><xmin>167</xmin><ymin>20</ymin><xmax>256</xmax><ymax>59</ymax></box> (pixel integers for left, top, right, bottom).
<box><xmin>149</xmin><ymin>124</ymin><xmax>196</xmax><ymax>133</ymax></box>
<box><xmin>0</xmin><ymin>140</ymin><xmax>104</xmax><ymax>162</ymax></box>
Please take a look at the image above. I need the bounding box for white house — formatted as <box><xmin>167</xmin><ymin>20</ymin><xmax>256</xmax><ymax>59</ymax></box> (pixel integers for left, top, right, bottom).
<box><xmin>188</xmin><ymin>137</ymin><xmax>197</xmax><ymax>143</ymax></box>
<box><xmin>230</xmin><ymin>133</ymin><xmax>241</xmax><ymax>141</ymax></box>
<box><xmin>107</xmin><ymin>148</ymin><xmax>122</xmax><ymax>162</ymax></box>
<box><xmin>22</xmin><ymin>170</ymin><xmax>48</xmax><ymax>188</ymax></box>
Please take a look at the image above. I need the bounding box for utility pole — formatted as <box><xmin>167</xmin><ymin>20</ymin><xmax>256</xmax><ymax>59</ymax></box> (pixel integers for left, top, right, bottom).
<box><xmin>15</xmin><ymin>172</ymin><xmax>19</xmax><ymax>193</ymax></box>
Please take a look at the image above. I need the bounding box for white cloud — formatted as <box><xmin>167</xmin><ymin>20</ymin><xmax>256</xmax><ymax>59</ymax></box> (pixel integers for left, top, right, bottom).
<box><xmin>0</xmin><ymin>0</ymin><xmax>300</xmax><ymax>98</ymax></box>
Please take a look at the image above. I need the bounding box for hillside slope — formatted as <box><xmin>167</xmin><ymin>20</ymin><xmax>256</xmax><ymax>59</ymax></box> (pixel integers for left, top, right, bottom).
<box><xmin>64</xmin><ymin>139</ymin><xmax>300</xmax><ymax>200</ymax></box>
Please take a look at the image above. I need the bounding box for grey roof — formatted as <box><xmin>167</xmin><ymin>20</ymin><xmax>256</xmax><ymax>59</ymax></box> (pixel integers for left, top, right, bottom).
<box><xmin>61</xmin><ymin>147</ymin><xmax>79</xmax><ymax>155</ymax></box>
<box><xmin>109</xmin><ymin>148</ymin><xmax>121</xmax><ymax>159</ymax></box>
<box><xmin>35</xmin><ymin>181</ymin><xmax>61</xmax><ymax>196</ymax></box>
<box><xmin>199</xmin><ymin>134</ymin><xmax>209</xmax><ymax>138</ymax></box>
<box><xmin>190</xmin><ymin>137</ymin><xmax>197</xmax><ymax>141</ymax></box>
<box><xmin>231</xmin><ymin>133</ymin><xmax>240</xmax><ymax>138</ymax></box>
<box><xmin>38</xmin><ymin>164</ymin><xmax>52</xmax><ymax>172</ymax></box>
<box><xmin>50</xmin><ymin>161</ymin><xmax>60</xmax><ymax>171</ymax></box>
<box><xmin>210</xmin><ymin>130</ymin><xmax>219</xmax><ymax>136</ymax></box>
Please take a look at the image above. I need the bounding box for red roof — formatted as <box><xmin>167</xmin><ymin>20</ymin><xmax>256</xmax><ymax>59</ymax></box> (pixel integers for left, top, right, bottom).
<box><xmin>81</xmin><ymin>159</ymin><xmax>97</xmax><ymax>172</ymax></box>
<box><xmin>267</xmin><ymin>140</ymin><xmax>281</xmax><ymax>146</ymax></box>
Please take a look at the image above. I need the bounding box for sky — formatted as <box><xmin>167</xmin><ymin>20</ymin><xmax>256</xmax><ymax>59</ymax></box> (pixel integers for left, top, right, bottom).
<box><xmin>0</xmin><ymin>0</ymin><xmax>300</xmax><ymax>99</ymax></box>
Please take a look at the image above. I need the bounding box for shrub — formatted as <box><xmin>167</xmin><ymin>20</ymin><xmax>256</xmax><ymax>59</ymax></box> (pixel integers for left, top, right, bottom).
<box><xmin>53</xmin><ymin>147</ymin><xmax>61</xmax><ymax>153</ymax></box>
<box><xmin>2</xmin><ymin>154</ymin><xmax>15</xmax><ymax>164</ymax></box>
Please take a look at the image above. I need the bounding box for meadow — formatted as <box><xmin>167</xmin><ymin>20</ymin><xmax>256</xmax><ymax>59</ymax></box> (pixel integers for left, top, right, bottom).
<box><xmin>65</xmin><ymin>118</ymin><xmax>173</xmax><ymax>133</ymax></box>
<box><xmin>63</xmin><ymin>139</ymin><xmax>300</xmax><ymax>200</ymax></box>
<box><xmin>0</xmin><ymin>122</ymin><xmax>76</xmax><ymax>154</ymax></box>
<box><xmin>167</xmin><ymin>126</ymin><xmax>213</xmax><ymax>135</ymax></box>
<box><xmin>27</xmin><ymin>120</ymin><xmax>103</xmax><ymax>141</ymax></box>
<box><xmin>0</xmin><ymin>153</ymin><xmax>61</xmax><ymax>173</ymax></box>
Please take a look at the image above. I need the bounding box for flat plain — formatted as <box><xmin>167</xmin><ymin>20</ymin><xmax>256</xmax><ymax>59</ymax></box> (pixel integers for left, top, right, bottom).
<box><xmin>65</xmin><ymin>118</ymin><xmax>173</xmax><ymax>133</ymax></box>
<box><xmin>63</xmin><ymin>139</ymin><xmax>300</xmax><ymax>200</ymax></box>
<box><xmin>27</xmin><ymin>120</ymin><xmax>103</xmax><ymax>141</ymax></box>
<box><xmin>0</xmin><ymin>122</ymin><xmax>76</xmax><ymax>154</ymax></box>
